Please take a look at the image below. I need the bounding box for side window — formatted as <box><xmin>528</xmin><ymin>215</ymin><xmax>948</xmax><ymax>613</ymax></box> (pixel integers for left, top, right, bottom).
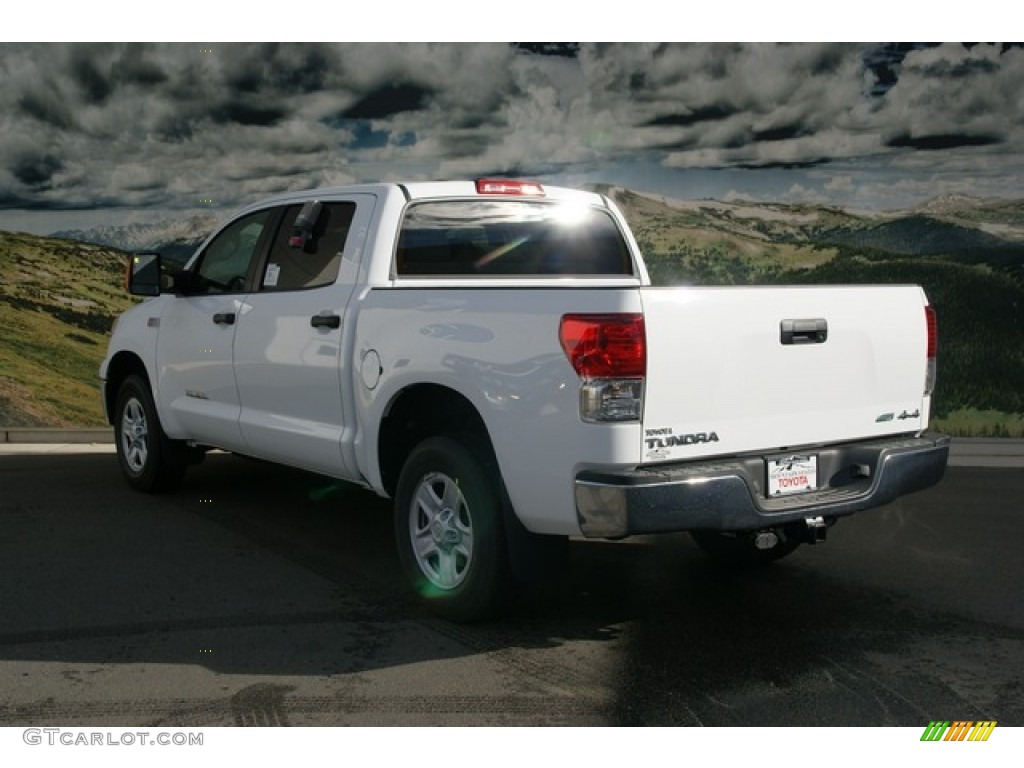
<box><xmin>260</xmin><ymin>201</ymin><xmax>356</xmax><ymax>291</ymax></box>
<box><xmin>194</xmin><ymin>210</ymin><xmax>272</xmax><ymax>295</ymax></box>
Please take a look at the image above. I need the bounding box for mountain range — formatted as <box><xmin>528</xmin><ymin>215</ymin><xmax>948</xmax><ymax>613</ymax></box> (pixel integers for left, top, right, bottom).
<box><xmin>52</xmin><ymin>214</ymin><xmax>219</xmax><ymax>266</ymax></box>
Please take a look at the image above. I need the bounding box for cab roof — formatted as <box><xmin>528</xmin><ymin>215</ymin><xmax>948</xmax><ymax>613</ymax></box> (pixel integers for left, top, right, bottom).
<box><xmin>237</xmin><ymin>179</ymin><xmax>607</xmax><ymax>211</ymax></box>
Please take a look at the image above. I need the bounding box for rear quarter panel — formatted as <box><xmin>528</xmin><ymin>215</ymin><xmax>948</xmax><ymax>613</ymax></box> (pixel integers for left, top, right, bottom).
<box><xmin>353</xmin><ymin>286</ymin><xmax>645</xmax><ymax>535</ymax></box>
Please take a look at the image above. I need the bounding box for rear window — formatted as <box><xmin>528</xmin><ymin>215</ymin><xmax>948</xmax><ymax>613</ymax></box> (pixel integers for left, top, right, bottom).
<box><xmin>395</xmin><ymin>200</ymin><xmax>634</xmax><ymax>277</ymax></box>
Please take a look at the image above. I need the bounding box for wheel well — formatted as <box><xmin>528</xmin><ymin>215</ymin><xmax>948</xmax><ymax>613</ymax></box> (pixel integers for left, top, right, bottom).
<box><xmin>104</xmin><ymin>352</ymin><xmax>149</xmax><ymax>425</ymax></box>
<box><xmin>378</xmin><ymin>384</ymin><xmax>493</xmax><ymax>496</ymax></box>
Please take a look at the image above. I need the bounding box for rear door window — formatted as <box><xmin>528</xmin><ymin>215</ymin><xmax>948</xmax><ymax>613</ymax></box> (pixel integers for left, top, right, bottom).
<box><xmin>259</xmin><ymin>201</ymin><xmax>356</xmax><ymax>291</ymax></box>
<box><xmin>396</xmin><ymin>200</ymin><xmax>633</xmax><ymax>277</ymax></box>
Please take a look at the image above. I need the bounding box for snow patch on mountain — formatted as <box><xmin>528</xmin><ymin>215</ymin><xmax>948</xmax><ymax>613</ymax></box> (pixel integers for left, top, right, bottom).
<box><xmin>52</xmin><ymin>214</ymin><xmax>218</xmax><ymax>254</ymax></box>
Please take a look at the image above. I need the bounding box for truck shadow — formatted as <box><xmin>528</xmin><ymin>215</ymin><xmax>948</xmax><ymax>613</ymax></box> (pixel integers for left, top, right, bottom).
<box><xmin>1</xmin><ymin>454</ymin><xmax>1020</xmax><ymax>725</ymax></box>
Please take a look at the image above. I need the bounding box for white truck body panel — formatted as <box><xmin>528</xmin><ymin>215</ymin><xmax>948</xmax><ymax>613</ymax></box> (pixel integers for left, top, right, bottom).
<box><xmin>640</xmin><ymin>285</ymin><xmax>931</xmax><ymax>463</ymax></box>
<box><xmin>353</xmin><ymin>287</ymin><xmax>645</xmax><ymax>534</ymax></box>
<box><xmin>155</xmin><ymin>294</ymin><xmax>248</xmax><ymax>450</ymax></box>
<box><xmin>230</xmin><ymin>194</ymin><xmax>376</xmax><ymax>478</ymax></box>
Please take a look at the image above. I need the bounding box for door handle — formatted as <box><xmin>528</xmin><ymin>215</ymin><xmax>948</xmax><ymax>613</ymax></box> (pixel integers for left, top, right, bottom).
<box><xmin>780</xmin><ymin>318</ymin><xmax>827</xmax><ymax>345</ymax></box>
<box><xmin>212</xmin><ymin>312</ymin><xmax>236</xmax><ymax>325</ymax></box>
<box><xmin>311</xmin><ymin>314</ymin><xmax>341</xmax><ymax>329</ymax></box>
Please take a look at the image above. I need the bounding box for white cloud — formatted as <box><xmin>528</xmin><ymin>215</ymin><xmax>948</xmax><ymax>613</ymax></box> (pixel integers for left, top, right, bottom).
<box><xmin>825</xmin><ymin>175</ymin><xmax>854</xmax><ymax>192</ymax></box>
<box><xmin>781</xmin><ymin>183</ymin><xmax>826</xmax><ymax>205</ymax></box>
<box><xmin>0</xmin><ymin>42</ymin><xmax>1021</xmax><ymax>226</ymax></box>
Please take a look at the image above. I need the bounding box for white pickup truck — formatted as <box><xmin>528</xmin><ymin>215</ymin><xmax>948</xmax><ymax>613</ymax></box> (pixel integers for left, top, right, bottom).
<box><xmin>101</xmin><ymin>179</ymin><xmax>949</xmax><ymax>620</ymax></box>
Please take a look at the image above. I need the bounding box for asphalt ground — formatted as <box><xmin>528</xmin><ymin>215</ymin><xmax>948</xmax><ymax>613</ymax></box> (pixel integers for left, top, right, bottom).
<box><xmin>0</xmin><ymin>446</ymin><xmax>1021</xmax><ymax>727</ymax></box>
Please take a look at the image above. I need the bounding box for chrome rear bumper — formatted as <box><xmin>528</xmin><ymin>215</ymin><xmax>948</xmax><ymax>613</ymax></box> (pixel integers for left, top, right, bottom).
<box><xmin>575</xmin><ymin>434</ymin><xmax>950</xmax><ymax>538</ymax></box>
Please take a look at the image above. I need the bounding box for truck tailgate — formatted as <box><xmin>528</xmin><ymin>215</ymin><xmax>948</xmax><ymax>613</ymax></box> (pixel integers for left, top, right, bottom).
<box><xmin>640</xmin><ymin>285</ymin><xmax>931</xmax><ymax>463</ymax></box>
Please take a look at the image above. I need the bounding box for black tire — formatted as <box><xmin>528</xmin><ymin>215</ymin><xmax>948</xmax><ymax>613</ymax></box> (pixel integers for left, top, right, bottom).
<box><xmin>394</xmin><ymin>436</ymin><xmax>511</xmax><ymax>622</ymax></box>
<box><xmin>690</xmin><ymin>529</ymin><xmax>801</xmax><ymax>568</ymax></box>
<box><xmin>114</xmin><ymin>374</ymin><xmax>188</xmax><ymax>493</ymax></box>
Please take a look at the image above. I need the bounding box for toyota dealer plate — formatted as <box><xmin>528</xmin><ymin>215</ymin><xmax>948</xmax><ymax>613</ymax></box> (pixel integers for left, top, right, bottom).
<box><xmin>767</xmin><ymin>455</ymin><xmax>817</xmax><ymax>497</ymax></box>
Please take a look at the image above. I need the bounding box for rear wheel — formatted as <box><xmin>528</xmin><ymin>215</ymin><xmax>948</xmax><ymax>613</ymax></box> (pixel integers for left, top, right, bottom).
<box><xmin>114</xmin><ymin>375</ymin><xmax>188</xmax><ymax>493</ymax></box>
<box><xmin>394</xmin><ymin>436</ymin><xmax>511</xmax><ymax>622</ymax></box>
<box><xmin>691</xmin><ymin>529</ymin><xmax>801</xmax><ymax>568</ymax></box>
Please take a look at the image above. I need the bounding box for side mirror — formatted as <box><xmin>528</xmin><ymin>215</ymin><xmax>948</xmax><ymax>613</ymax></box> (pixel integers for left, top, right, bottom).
<box><xmin>127</xmin><ymin>252</ymin><xmax>162</xmax><ymax>296</ymax></box>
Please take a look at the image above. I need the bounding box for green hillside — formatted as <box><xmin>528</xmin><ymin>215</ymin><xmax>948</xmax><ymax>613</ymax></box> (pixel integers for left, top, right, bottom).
<box><xmin>0</xmin><ymin>231</ymin><xmax>136</xmax><ymax>426</ymax></box>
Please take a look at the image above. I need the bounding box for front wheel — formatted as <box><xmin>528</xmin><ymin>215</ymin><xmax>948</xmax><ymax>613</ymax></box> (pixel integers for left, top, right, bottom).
<box><xmin>394</xmin><ymin>436</ymin><xmax>511</xmax><ymax>622</ymax></box>
<box><xmin>114</xmin><ymin>375</ymin><xmax>188</xmax><ymax>493</ymax></box>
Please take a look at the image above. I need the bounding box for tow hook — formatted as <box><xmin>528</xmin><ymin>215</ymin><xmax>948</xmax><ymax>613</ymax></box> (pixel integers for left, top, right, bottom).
<box><xmin>803</xmin><ymin>516</ymin><xmax>827</xmax><ymax>544</ymax></box>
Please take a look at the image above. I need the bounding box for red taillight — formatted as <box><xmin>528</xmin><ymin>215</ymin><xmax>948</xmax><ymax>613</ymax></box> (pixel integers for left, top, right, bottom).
<box><xmin>924</xmin><ymin>305</ymin><xmax>937</xmax><ymax>395</ymax></box>
<box><xmin>475</xmin><ymin>178</ymin><xmax>545</xmax><ymax>196</ymax></box>
<box><xmin>559</xmin><ymin>314</ymin><xmax>646</xmax><ymax>378</ymax></box>
<box><xmin>925</xmin><ymin>305</ymin><xmax>937</xmax><ymax>359</ymax></box>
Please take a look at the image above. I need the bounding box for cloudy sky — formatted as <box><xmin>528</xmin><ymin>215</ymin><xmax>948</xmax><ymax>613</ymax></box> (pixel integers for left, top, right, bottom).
<box><xmin>1</xmin><ymin>41</ymin><xmax>1022</xmax><ymax>234</ymax></box>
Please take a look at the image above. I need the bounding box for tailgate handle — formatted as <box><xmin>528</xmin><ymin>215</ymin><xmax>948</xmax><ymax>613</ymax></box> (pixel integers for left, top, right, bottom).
<box><xmin>781</xmin><ymin>318</ymin><xmax>827</xmax><ymax>345</ymax></box>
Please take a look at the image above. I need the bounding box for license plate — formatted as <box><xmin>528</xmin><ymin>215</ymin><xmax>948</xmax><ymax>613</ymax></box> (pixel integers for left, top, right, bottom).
<box><xmin>767</xmin><ymin>455</ymin><xmax>817</xmax><ymax>497</ymax></box>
